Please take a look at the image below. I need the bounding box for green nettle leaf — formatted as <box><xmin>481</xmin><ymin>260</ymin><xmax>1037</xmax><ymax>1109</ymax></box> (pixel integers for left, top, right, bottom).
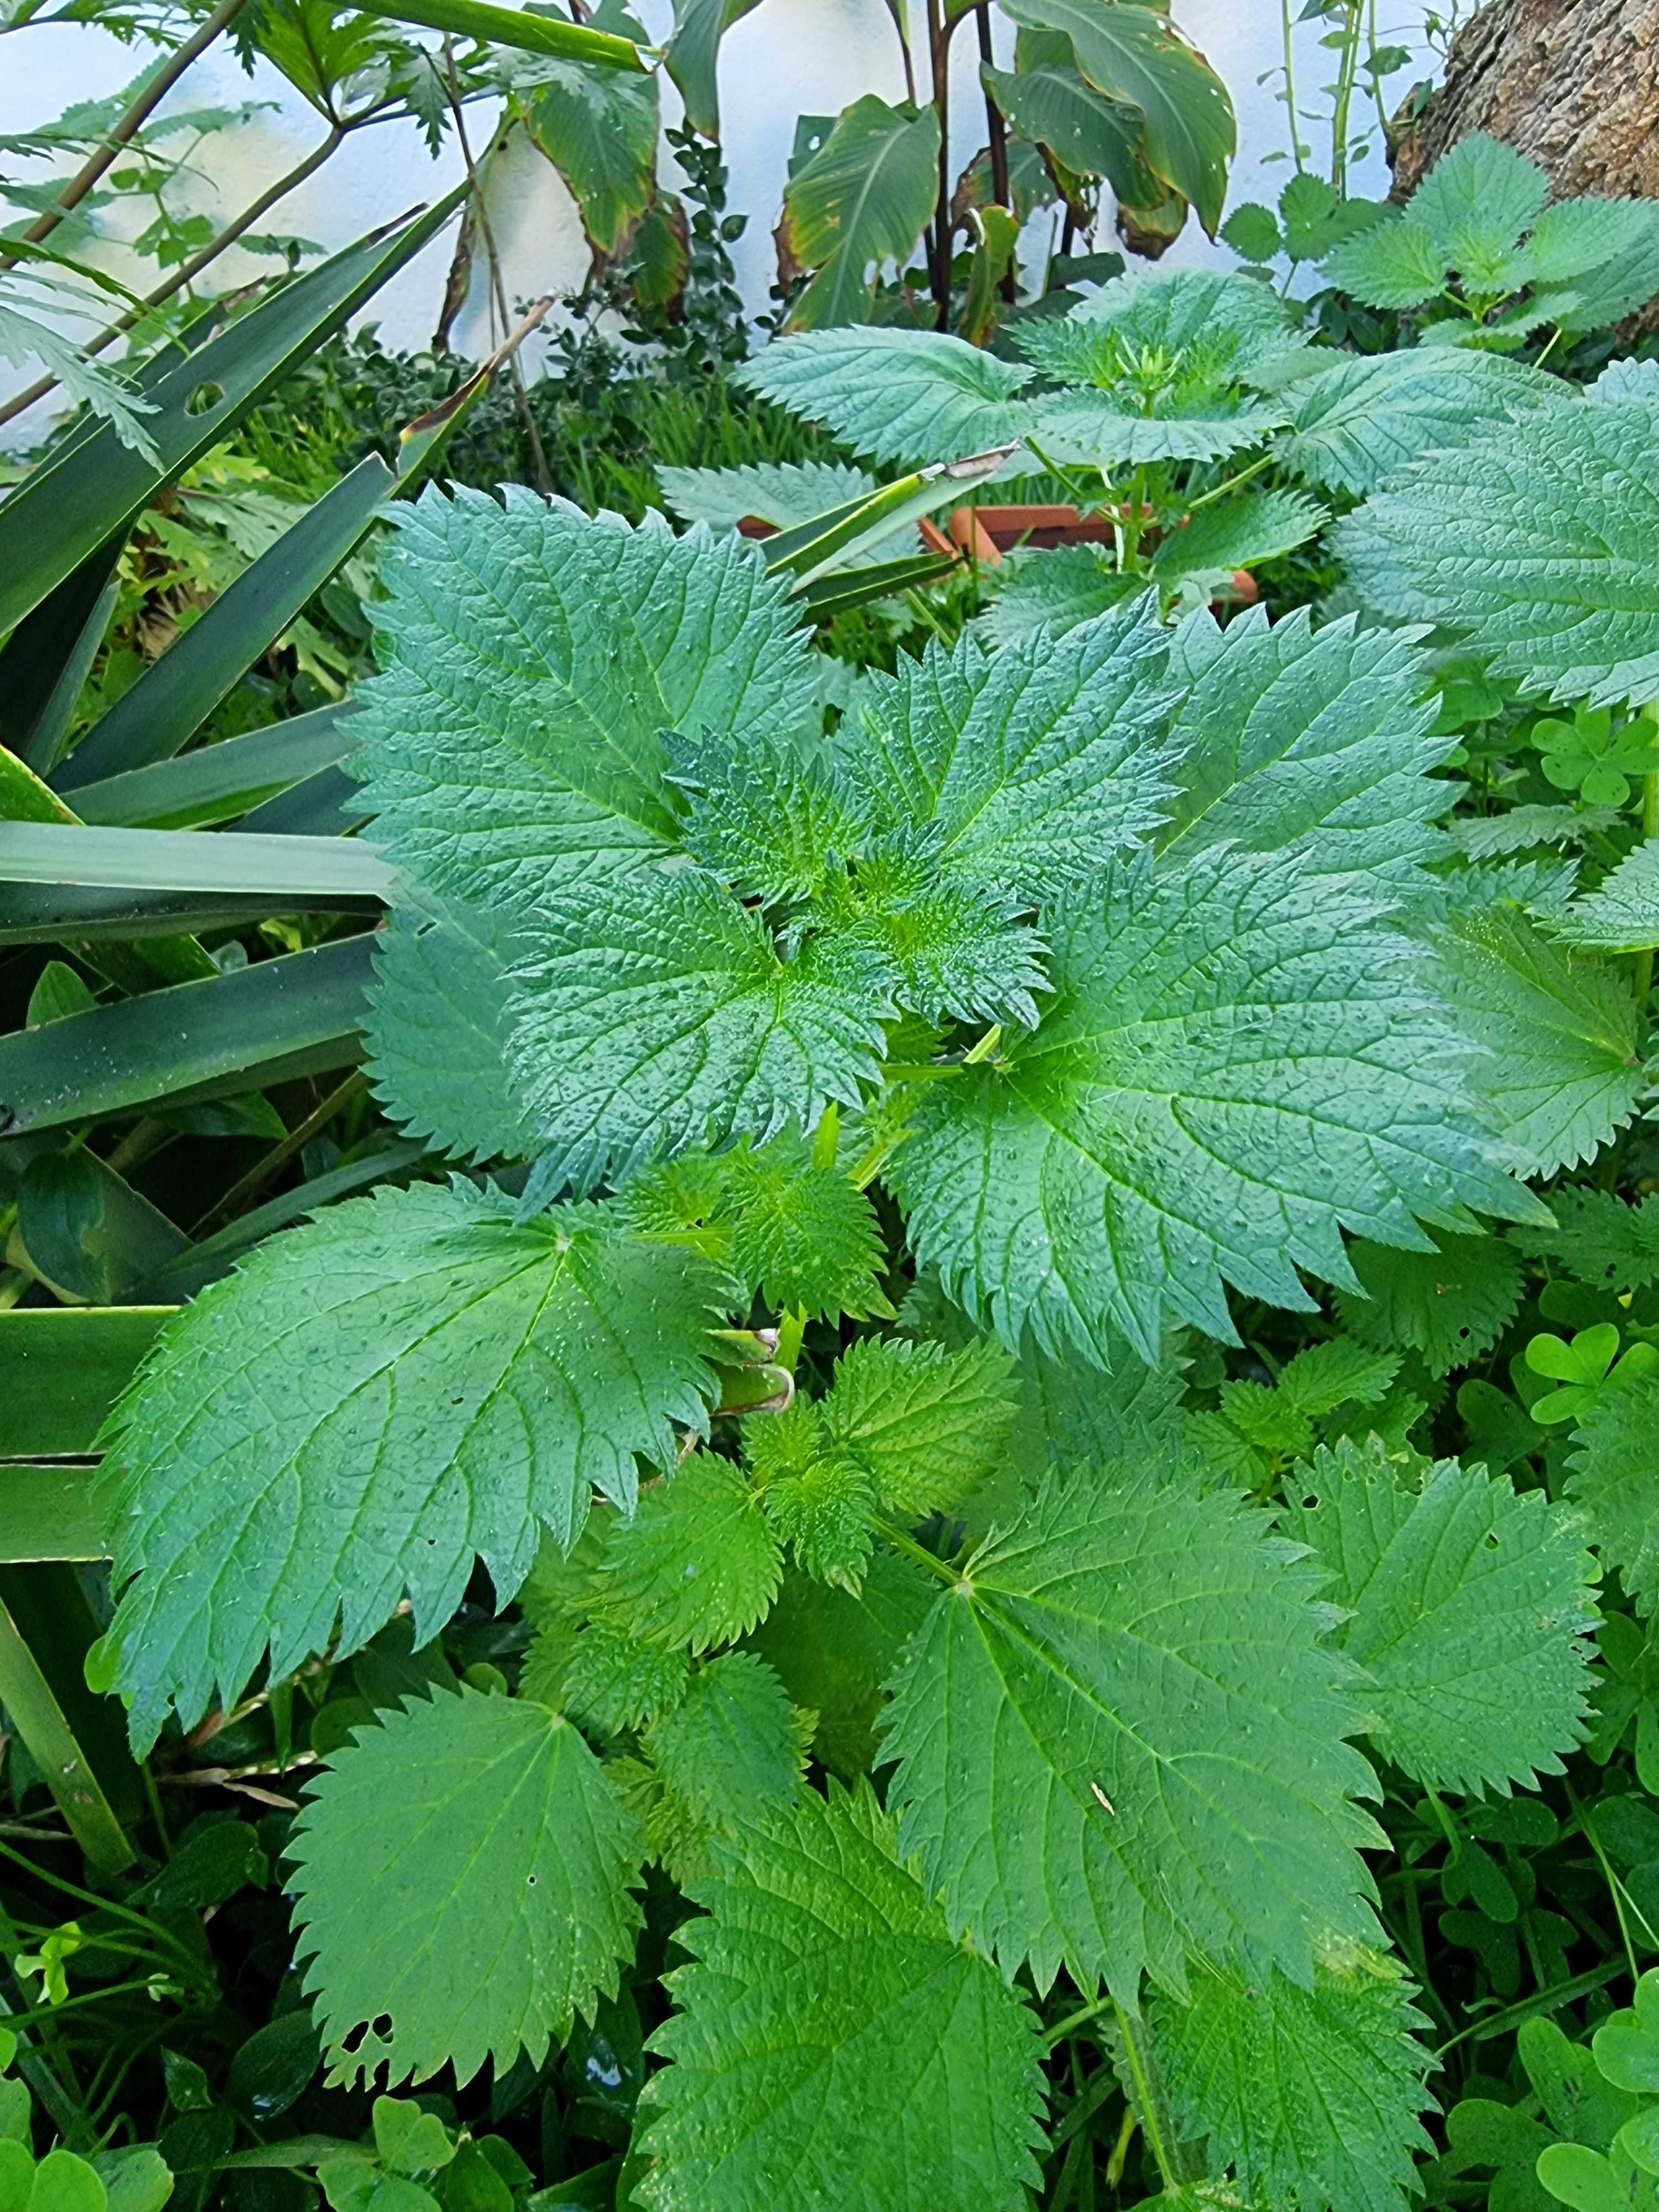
<box><xmin>644</xmin><ymin>1651</ymin><xmax>806</xmax><ymax>1858</ymax></box>
<box><xmin>1334</xmin><ymin>397</ymin><xmax>1659</xmax><ymax>710</ymax></box>
<box><xmin>1320</xmin><ymin>216</ymin><xmax>1449</xmax><ymax>309</ymax></box>
<box><xmin>352</xmin><ymin>487</ymin><xmax>820</xmax><ymax>909</ymax></box>
<box><xmin>1002</xmin><ymin>1333</ymin><xmax>1187</xmax><ymax>1489</ymax></box>
<box><xmin>1015</xmin><ymin>269</ymin><xmax>1306</xmax><ymax>467</ymax></box>
<box><xmin>287</xmin><ymin>1688</ymin><xmax>644</xmax><ymax>2088</ymax></box>
<box><xmin>636</xmin><ymin>1785</ymin><xmax>1047</xmax><ymax>2210</ymax></box>
<box><xmin>1433</xmin><ymin>902</ymin><xmax>1644</xmax><ymax>1176</ymax></box>
<box><xmin>1512</xmin><ymin>1188</ymin><xmax>1659</xmax><ymax>1291</ymax></box>
<box><xmin>754</xmin><ymin>1428</ymin><xmax>878</xmax><ymax>1589</ymax></box>
<box><xmin>890</xmin><ymin>847</ymin><xmax>1525</xmax><ymax>1365</ymax></box>
<box><xmin>561</xmin><ymin>1623</ymin><xmax>691</xmax><ymax>1734</ymax></box>
<box><xmin>623</xmin><ymin>1137</ymin><xmax>892</xmax><ymax>1321</ymax></box>
<box><xmin>517</xmin><ymin>3</ymin><xmax>659</xmax><ymax>257</ymax></box>
<box><xmin>505</xmin><ymin>869</ymin><xmax>894</xmax><ymax>1196</ymax></box>
<box><xmin>667</xmin><ymin>724</ymin><xmax>863</xmax><ymax>905</ymax></box>
<box><xmin>1551</xmin><ymin>834</ymin><xmax>1659</xmax><ymax>953</ymax></box>
<box><xmin>365</xmin><ymin>894</ymin><xmax>534</xmax><ymax>1165</ymax></box>
<box><xmin>657</xmin><ymin>457</ymin><xmax>877</xmax><ymax>531</ymax></box>
<box><xmin>1149</xmin><ymin>487</ymin><xmax>1327</xmax><ymax>597</ymax></box>
<box><xmin>99</xmin><ymin>1182</ymin><xmax>734</xmax><ymax>1749</ymax></box>
<box><xmin>838</xmin><ymin>609</ymin><xmax>1178</xmax><ymax>899</ymax></box>
<box><xmin>1155</xmin><ymin>1945</ymin><xmax>1437</xmax><ymax>2212</ymax></box>
<box><xmin>998</xmin><ymin>0</ymin><xmax>1235</xmax><ymax>233</ymax></box>
<box><xmin>586</xmin><ymin>1453</ymin><xmax>782</xmax><ymax>1653</ymax></box>
<box><xmin>732</xmin><ymin>327</ymin><xmax>1036</xmax><ymax>468</ymax></box>
<box><xmin>1042</xmin><ymin>264</ymin><xmax>1300</xmax><ymax>378</ymax></box>
<box><xmin>1160</xmin><ymin>607</ymin><xmax>1452</xmax><ymax>880</ymax></box>
<box><xmin>1284</xmin><ymin>1439</ymin><xmax>1598</xmax><ymax>1793</ymax></box>
<box><xmin>1568</xmin><ymin>1373</ymin><xmax>1659</xmax><ymax>1615</ymax></box>
<box><xmin>777</xmin><ymin>95</ymin><xmax>943</xmax><ymax>331</ymax></box>
<box><xmin>1333</xmin><ymin>1228</ymin><xmax>1524</xmax><ymax>1378</ymax></box>
<box><xmin>817</xmin><ymin>1335</ymin><xmax>1019</xmax><ymax>1517</ymax></box>
<box><xmin>717</xmin><ymin>1146</ymin><xmax>892</xmax><ymax>1321</ymax></box>
<box><xmin>1411</xmin><ymin>133</ymin><xmax>1549</xmax><ymax>252</ymax></box>
<box><xmin>880</xmin><ymin>1463</ymin><xmax>1383</xmax><ymax>1998</ymax></box>
<box><xmin>1276</xmin><ymin>347</ymin><xmax>1569</xmax><ymax>498</ymax></box>
<box><xmin>1276</xmin><ymin>1338</ymin><xmax>1402</xmax><ymax>1418</ymax></box>
<box><xmin>979</xmin><ymin>546</ymin><xmax>1144</xmax><ymax>648</ymax></box>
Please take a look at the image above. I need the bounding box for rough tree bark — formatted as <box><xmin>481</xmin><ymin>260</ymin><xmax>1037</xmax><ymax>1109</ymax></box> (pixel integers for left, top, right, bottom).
<box><xmin>1390</xmin><ymin>0</ymin><xmax>1659</xmax><ymax>202</ymax></box>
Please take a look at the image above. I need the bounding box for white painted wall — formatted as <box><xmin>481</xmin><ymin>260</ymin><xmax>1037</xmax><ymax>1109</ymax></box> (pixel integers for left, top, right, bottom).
<box><xmin>0</xmin><ymin>0</ymin><xmax>1439</xmax><ymax>446</ymax></box>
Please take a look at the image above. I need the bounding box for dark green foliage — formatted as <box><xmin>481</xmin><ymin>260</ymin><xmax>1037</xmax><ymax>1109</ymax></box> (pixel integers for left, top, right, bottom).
<box><xmin>14</xmin><ymin>102</ymin><xmax>1659</xmax><ymax>2212</ymax></box>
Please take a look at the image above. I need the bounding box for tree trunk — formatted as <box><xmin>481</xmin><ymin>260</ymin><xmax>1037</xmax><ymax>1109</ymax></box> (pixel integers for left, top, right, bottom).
<box><xmin>1390</xmin><ymin>0</ymin><xmax>1659</xmax><ymax>203</ymax></box>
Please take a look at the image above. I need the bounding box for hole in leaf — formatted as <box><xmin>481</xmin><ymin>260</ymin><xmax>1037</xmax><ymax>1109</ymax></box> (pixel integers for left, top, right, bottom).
<box><xmin>184</xmin><ymin>379</ymin><xmax>225</xmax><ymax>415</ymax></box>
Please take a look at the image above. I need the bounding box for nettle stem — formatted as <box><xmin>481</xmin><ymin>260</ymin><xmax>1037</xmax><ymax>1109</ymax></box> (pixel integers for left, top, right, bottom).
<box><xmin>1110</xmin><ymin>2000</ymin><xmax>1190</xmax><ymax>2193</ymax></box>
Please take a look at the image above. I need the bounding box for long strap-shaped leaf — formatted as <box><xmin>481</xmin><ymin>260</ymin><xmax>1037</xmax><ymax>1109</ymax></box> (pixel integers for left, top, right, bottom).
<box><xmin>0</xmin><ymin>539</ymin><xmax>124</xmax><ymax>775</ymax></box>
<box><xmin>0</xmin><ymin>1308</ymin><xmax>176</xmax><ymax>1572</ymax></box>
<box><xmin>0</xmin><ymin>933</ymin><xmax>374</xmax><ymax>1133</ymax></box>
<box><xmin>0</xmin><ymin>1567</ymin><xmax>142</xmax><ymax>1872</ymax></box>
<box><xmin>55</xmin><ymin>458</ymin><xmax>394</xmax><ymax>790</ymax></box>
<box><xmin>0</xmin><ymin>1469</ymin><xmax>109</xmax><ymax>1564</ymax></box>
<box><xmin>361</xmin><ymin>0</ymin><xmax>647</xmax><ymax>67</ymax></box>
<box><xmin>0</xmin><ymin>191</ymin><xmax>465</xmax><ymax>636</ymax></box>
<box><xmin>69</xmin><ymin>705</ymin><xmax>359</xmax><ymax>830</ymax></box>
<box><xmin>0</xmin><ymin>1306</ymin><xmax>172</xmax><ymax>1455</ymax></box>
<box><xmin>0</xmin><ymin>823</ymin><xmax>395</xmax><ymax>900</ymax></box>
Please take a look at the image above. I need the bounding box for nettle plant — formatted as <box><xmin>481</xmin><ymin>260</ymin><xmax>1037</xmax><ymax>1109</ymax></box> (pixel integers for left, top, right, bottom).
<box><xmin>87</xmin><ymin>349</ymin><xmax>1659</xmax><ymax>2205</ymax></box>
<box><xmin>728</xmin><ymin>262</ymin><xmax>1573</xmax><ymax>646</ymax></box>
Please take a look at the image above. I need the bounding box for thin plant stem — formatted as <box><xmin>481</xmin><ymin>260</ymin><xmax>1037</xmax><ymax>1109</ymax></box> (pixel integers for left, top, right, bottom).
<box><xmin>1570</xmin><ymin>1776</ymin><xmax>1656</xmax><ymax>1973</ymax></box>
<box><xmin>0</xmin><ymin>0</ymin><xmax>251</xmax><ymax>270</ymax></box>
<box><xmin>1281</xmin><ymin>0</ymin><xmax>1304</xmax><ymax>171</ymax></box>
<box><xmin>0</xmin><ymin>119</ymin><xmax>358</xmax><ymax>433</ymax></box>
<box><xmin>1022</xmin><ymin>434</ymin><xmax>1099</xmax><ymax>508</ymax></box>
<box><xmin>974</xmin><ymin>2</ymin><xmax>1016</xmax><ymax>304</ymax></box>
<box><xmin>773</xmin><ymin>1306</ymin><xmax>807</xmax><ymax>1374</ymax></box>
<box><xmin>872</xmin><ymin>1520</ymin><xmax>958</xmax><ymax>1585</ymax></box>
<box><xmin>0</xmin><ymin>1980</ymin><xmax>175</xmax><ymax>2035</ymax></box>
<box><xmin>1435</xmin><ymin>1958</ymin><xmax>1627</xmax><ymax>2057</ymax></box>
<box><xmin>189</xmin><ymin>1070</ymin><xmax>367</xmax><ymax>1234</ymax></box>
<box><xmin>1183</xmin><ymin>450</ymin><xmax>1272</xmax><ymax>514</ymax></box>
<box><xmin>1043</xmin><ymin>1993</ymin><xmax>1113</xmax><ymax>2051</ymax></box>
<box><xmin>1110</xmin><ymin>2001</ymin><xmax>1177</xmax><ymax>2193</ymax></box>
<box><xmin>0</xmin><ymin>1840</ymin><xmax>204</xmax><ymax>1983</ymax></box>
<box><xmin>894</xmin><ymin>4</ymin><xmax>919</xmax><ymax>105</ymax></box>
<box><xmin>442</xmin><ymin>43</ymin><xmax>554</xmax><ymax>495</ymax></box>
<box><xmin>1366</xmin><ymin>0</ymin><xmax>1390</xmax><ymax>139</ymax></box>
<box><xmin>1329</xmin><ymin>0</ymin><xmax>1364</xmax><ymax>195</ymax></box>
<box><xmin>926</xmin><ymin>0</ymin><xmax>953</xmax><ymax>327</ymax></box>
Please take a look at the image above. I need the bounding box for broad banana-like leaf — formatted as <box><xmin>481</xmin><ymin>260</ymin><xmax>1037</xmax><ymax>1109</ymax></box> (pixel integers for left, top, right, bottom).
<box><xmin>519</xmin><ymin>3</ymin><xmax>659</xmax><ymax>258</ymax></box>
<box><xmin>997</xmin><ymin>0</ymin><xmax>1234</xmax><ymax>233</ymax></box>
<box><xmin>780</xmin><ymin>95</ymin><xmax>941</xmax><ymax>329</ymax></box>
<box><xmin>665</xmin><ymin>0</ymin><xmax>765</xmax><ymax>138</ymax></box>
<box><xmin>984</xmin><ymin>30</ymin><xmax>1161</xmax><ymax>211</ymax></box>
